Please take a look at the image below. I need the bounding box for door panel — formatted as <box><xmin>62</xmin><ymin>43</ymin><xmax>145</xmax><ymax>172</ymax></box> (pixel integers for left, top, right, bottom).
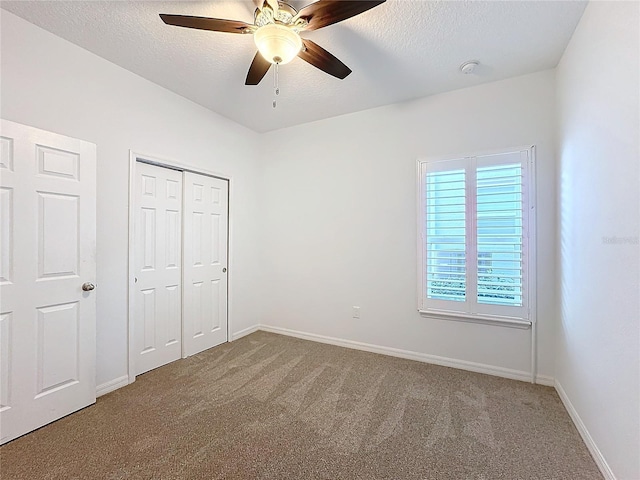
<box><xmin>183</xmin><ymin>172</ymin><xmax>228</xmax><ymax>356</ymax></box>
<box><xmin>36</xmin><ymin>301</ymin><xmax>80</xmax><ymax>397</ymax></box>
<box><xmin>0</xmin><ymin>119</ymin><xmax>96</xmax><ymax>445</ymax></box>
<box><xmin>0</xmin><ymin>186</ymin><xmax>13</xmax><ymax>285</ymax></box>
<box><xmin>134</xmin><ymin>162</ymin><xmax>183</xmax><ymax>375</ymax></box>
<box><xmin>37</xmin><ymin>192</ymin><xmax>80</xmax><ymax>279</ymax></box>
<box><xmin>0</xmin><ymin>312</ymin><xmax>12</xmax><ymax>412</ymax></box>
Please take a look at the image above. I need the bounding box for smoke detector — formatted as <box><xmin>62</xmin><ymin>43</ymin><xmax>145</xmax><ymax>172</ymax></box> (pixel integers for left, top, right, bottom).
<box><xmin>460</xmin><ymin>61</ymin><xmax>479</xmax><ymax>75</ymax></box>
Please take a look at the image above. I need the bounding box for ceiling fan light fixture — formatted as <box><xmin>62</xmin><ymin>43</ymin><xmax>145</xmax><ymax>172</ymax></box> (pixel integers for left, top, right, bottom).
<box><xmin>254</xmin><ymin>23</ymin><xmax>302</xmax><ymax>65</ymax></box>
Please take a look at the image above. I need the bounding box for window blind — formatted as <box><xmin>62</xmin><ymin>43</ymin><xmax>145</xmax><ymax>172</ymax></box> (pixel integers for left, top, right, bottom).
<box><xmin>476</xmin><ymin>164</ymin><xmax>524</xmax><ymax>307</ymax></box>
<box><xmin>418</xmin><ymin>148</ymin><xmax>533</xmax><ymax>322</ymax></box>
<box><xmin>425</xmin><ymin>169</ymin><xmax>466</xmax><ymax>301</ymax></box>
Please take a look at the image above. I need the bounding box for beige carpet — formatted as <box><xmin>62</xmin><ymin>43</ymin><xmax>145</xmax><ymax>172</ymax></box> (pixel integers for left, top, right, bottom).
<box><xmin>1</xmin><ymin>331</ymin><xmax>602</xmax><ymax>479</ymax></box>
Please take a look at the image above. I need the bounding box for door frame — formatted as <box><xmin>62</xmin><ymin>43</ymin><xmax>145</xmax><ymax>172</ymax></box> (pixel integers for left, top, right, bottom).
<box><xmin>127</xmin><ymin>150</ymin><xmax>233</xmax><ymax>384</ymax></box>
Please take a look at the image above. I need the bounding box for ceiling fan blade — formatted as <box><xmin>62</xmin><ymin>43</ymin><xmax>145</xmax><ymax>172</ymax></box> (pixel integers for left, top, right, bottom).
<box><xmin>246</xmin><ymin>51</ymin><xmax>272</xmax><ymax>85</ymax></box>
<box><xmin>253</xmin><ymin>0</ymin><xmax>264</xmax><ymax>10</ymax></box>
<box><xmin>296</xmin><ymin>0</ymin><xmax>385</xmax><ymax>31</ymax></box>
<box><xmin>298</xmin><ymin>39</ymin><xmax>351</xmax><ymax>79</ymax></box>
<box><xmin>159</xmin><ymin>14</ymin><xmax>253</xmax><ymax>34</ymax></box>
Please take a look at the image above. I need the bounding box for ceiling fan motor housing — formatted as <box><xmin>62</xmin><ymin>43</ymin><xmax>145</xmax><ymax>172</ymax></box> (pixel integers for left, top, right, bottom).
<box><xmin>255</xmin><ymin>2</ymin><xmax>299</xmax><ymax>26</ymax></box>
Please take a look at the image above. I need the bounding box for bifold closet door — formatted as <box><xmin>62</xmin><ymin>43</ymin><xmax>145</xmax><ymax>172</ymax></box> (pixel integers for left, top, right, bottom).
<box><xmin>182</xmin><ymin>172</ymin><xmax>228</xmax><ymax>356</ymax></box>
<box><xmin>134</xmin><ymin>162</ymin><xmax>183</xmax><ymax>375</ymax></box>
<box><xmin>0</xmin><ymin>119</ymin><xmax>96</xmax><ymax>444</ymax></box>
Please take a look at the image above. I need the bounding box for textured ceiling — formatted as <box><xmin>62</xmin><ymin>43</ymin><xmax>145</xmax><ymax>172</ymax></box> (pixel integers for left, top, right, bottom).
<box><xmin>1</xmin><ymin>1</ymin><xmax>586</xmax><ymax>132</ymax></box>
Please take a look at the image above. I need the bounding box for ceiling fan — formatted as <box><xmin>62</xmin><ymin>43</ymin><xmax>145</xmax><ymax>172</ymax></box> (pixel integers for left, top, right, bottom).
<box><xmin>160</xmin><ymin>0</ymin><xmax>386</xmax><ymax>86</ymax></box>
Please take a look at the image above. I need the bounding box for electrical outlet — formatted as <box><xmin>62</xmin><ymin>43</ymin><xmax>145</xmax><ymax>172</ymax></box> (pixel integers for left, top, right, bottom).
<box><xmin>352</xmin><ymin>306</ymin><xmax>360</xmax><ymax>319</ymax></box>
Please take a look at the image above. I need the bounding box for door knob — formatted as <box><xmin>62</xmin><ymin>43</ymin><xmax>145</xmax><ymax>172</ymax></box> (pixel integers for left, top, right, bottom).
<box><xmin>82</xmin><ymin>282</ymin><xmax>95</xmax><ymax>291</ymax></box>
<box><xmin>222</xmin><ymin>268</ymin><xmax>227</xmax><ymax>273</ymax></box>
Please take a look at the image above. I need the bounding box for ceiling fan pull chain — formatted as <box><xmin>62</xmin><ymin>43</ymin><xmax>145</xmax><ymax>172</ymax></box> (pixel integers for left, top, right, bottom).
<box><xmin>273</xmin><ymin>62</ymin><xmax>280</xmax><ymax>108</ymax></box>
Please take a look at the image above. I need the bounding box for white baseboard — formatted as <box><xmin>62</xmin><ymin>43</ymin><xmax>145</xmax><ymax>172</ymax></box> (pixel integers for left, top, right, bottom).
<box><xmin>231</xmin><ymin>324</ymin><xmax>261</xmax><ymax>341</ymax></box>
<box><xmin>101</xmin><ymin>325</ymin><xmax>552</xmax><ymax>399</ymax></box>
<box><xmin>555</xmin><ymin>380</ymin><xmax>616</xmax><ymax>480</ymax></box>
<box><xmin>96</xmin><ymin>375</ymin><xmax>129</xmax><ymax>398</ymax></box>
<box><xmin>534</xmin><ymin>374</ymin><xmax>555</xmax><ymax>387</ymax></box>
<box><xmin>258</xmin><ymin>324</ymin><xmax>553</xmax><ymax>386</ymax></box>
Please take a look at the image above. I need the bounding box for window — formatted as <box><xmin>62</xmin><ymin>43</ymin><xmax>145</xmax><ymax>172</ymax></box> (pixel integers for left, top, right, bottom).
<box><xmin>417</xmin><ymin>147</ymin><xmax>535</xmax><ymax>324</ymax></box>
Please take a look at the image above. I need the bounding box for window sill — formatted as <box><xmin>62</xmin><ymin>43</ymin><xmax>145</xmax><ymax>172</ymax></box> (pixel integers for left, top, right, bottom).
<box><xmin>418</xmin><ymin>309</ymin><xmax>532</xmax><ymax>329</ymax></box>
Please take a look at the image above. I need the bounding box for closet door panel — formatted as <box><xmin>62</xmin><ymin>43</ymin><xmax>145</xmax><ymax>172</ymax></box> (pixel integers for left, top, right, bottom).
<box><xmin>134</xmin><ymin>163</ymin><xmax>183</xmax><ymax>374</ymax></box>
<box><xmin>182</xmin><ymin>172</ymin><xmax>228</xmax><ymax>356</ymax></box>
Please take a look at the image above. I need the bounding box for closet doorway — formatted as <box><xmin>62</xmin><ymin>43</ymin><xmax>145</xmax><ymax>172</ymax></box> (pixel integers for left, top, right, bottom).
<box><xmin>128</xmin><ymin>154</ymin><xmax>229</xmax><ymax>378</ymax></box>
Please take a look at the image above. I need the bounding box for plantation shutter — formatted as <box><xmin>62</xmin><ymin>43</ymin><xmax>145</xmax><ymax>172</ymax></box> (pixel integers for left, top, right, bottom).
<box><xmin>473</xmin><ymin>151</ymin><xmax>529</xmax><ymax>319</ymax></box>
<box><xmin>425</xmin><ymin>168</ymin><xmax>466</xmax><ymax>302</ymax></box>
<box><xmin>419</xmin><ymin>149</ymin><xmax>532</xmax><ymax>322</ymax></box>
<box><xmin>421</xmin><ymin>157</ymin><xmax>469</xmax><ymax>313</ymax></box>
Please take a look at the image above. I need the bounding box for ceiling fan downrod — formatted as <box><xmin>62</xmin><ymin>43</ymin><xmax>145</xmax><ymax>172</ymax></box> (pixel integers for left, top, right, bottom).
<box><xmin>273</xmin><ymin>62</ymin><xmax>280</xmax><ymax>108</ymax></box>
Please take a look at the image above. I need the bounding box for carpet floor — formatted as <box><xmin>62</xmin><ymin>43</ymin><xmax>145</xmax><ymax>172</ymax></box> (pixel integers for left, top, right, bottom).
<box><xmin>1</xmin><ymin>331</ymin><xmax>602</xmax><ymax>479</ymax></box>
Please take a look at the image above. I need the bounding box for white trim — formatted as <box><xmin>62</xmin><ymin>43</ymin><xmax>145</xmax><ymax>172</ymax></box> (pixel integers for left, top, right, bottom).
<box><xmin>131</xmin><ymin>149</ymin><xmax>233</xmax><ymax>181</ymax></box>
<box><xmin>418</xmin><ymin>309</ymin><xmax>532</xmax><ymax>328</ymax></box>
<box><xmin>231</xmin><ymin>324</ymin><xmax>261</xmax><ymax>341</ymax></box>
<box><xmin>416</xmin><ymin>159</ymin><xmax>425</xmax><ymax>315</ymax></box>
<box><xmin>258</xmin><ymin>324</ymin><xmax>553</xmax><ymax>386</ymax></box>
<box><xmin>528</xmin><ymin>146</ymin><xmax>538</xmax><ymax>383</ymax></box>
<box><xmin>96</xmin><ymin>375</ymin><xmax>129</xmax><ymax>398</ymax></box>
<box><xmin>127</xmin><ymin>150</ymin><xmax>233</xmax><ymax>384</ymax></box>
<box><xmin>534</xmin><ymin>374</ymin><xmax>554</xmax><ymax>387</ymax></box>
<box><xmin>419</xmin><ymin>144</ymin><xmax>537</xmax><ymax>165</ymax></box>
<box><xmin>226</xmin><ymin>175</ymin><xmax>235</xmax><ymax>350</ymax></box>
<box><xmin>127</xmin><ymin>152</ymin><xmax>137</xmax><ymax>384</ymax></box>
<box><xmin>555</xmin><ymin>380</ymin><xmax>616</xmax><ymax>480</ymax></box>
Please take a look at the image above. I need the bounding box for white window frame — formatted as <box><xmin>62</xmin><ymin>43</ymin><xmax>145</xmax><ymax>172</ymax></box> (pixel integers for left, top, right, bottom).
<box><xmin>416</xmin><ymin>146</ymin><xmax>537</xmax><ymax>328</ymax></box>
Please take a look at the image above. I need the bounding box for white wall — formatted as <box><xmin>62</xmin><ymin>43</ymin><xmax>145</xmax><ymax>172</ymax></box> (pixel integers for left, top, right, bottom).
<box><xmin>0</xmin><ymin>11</ymin><xmax>264</xmax><ymax>386</ymax></box>
<box><xmin>556</xmin><ymin>2</ymin><xmax>640</xmax><ymax>479</ymax></box>
<box><xmin>260</xmin><ymin>70</ymin><xmax>558</xmax><ymax>380</ymax></box>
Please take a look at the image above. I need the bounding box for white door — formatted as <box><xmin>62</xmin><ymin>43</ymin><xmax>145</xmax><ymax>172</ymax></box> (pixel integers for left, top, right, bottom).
<box><xmin>182</xmin><ymin>172</ymin><xmax>228</xmax><ymax>356</ymax></box>
<box><xmin>0</xmin><ymin>119</ymin><xmax>96</xmax><ymax>445</ymax></box>
<box><xmin>133</xmin><ymin>162</ymin><xmax>183</xmax><ymax>375</ymax></box>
